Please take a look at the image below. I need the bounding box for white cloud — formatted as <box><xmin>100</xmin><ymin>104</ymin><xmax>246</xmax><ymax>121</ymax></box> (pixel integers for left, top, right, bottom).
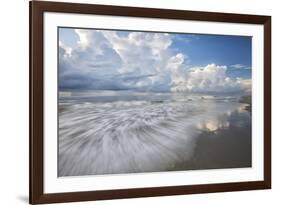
<box><xmin>237</xmin><ymin>78</ymin><xmax>252</xmax><ymax>93</ymax></box>
<box><xmin>230</xmin><ymin>64</ymin><xmax>251</xmax><ymax>70</ymax></box>
<box><xmin>59</xmin><ymin>41</ymin><xmax>72</xmax><ymax>57</ymax></box>
<box><xmin>102</xmin><ymin>31</ymin><xmax>173</xmax><ymax>75</ymax></box>
<box><xmin>59</xmin><ymin>29</ymin><xmax>181</xmax><ymax>91</ymax></box>
<box><xmin>59</xmin><ymin>29</ymin><xmax>251</xmax><ymax>94</ymax></box>
<box><xmin>170</xmin><ymin>64</ymin><xmax>251</xmax><ymax>93</ymax></box>
<box><xmin>59</xmin><ymin>29</ymin><xmax>124</xmax><ymax>89</ymax></box>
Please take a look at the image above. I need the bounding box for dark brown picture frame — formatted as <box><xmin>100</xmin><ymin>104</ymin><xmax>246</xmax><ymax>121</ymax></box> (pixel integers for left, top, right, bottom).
<box><xmin>30</xmin><ymin>1</ymin><xmax>271</xmax><ymax>204</ymax></box>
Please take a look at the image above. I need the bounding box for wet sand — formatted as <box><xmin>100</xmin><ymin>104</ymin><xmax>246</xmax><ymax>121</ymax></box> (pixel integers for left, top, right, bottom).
<box><xmin>171</xmin><ymin>114</ymin><xmax>252</xmax><ymax>171</ymax></box>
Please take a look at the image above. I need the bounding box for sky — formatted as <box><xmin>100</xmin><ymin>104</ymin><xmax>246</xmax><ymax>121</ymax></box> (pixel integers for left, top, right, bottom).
<box><xmin>58</xmin><ymin>27</ymin><xmax>252</xmax><ymax>94</ymax></box>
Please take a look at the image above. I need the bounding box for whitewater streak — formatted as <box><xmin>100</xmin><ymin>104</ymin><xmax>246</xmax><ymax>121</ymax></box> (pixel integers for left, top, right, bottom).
<box><xmin>58</xmin><ymin>91</ymin><xmax>248</xmax><ymax>177</ymax></box>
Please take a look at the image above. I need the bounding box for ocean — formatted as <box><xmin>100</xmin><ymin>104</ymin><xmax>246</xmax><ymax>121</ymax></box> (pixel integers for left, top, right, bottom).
<box><xmin>58</xmin><ymin>90</ymin><xmax>251</xmax><ymax>177</ymax></box>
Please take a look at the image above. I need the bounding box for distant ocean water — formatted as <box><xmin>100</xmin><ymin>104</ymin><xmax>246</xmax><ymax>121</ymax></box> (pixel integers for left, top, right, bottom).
<box><xmin>58</xmin><ymin>90</ymin><xmax>251</xmax><ymax>177</ymax></box>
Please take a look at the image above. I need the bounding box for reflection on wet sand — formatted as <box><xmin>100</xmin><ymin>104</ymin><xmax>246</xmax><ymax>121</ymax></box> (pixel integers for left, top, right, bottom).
<box><xmin>197</xmin><ymin>114</ymin><xmax>230</xmax><ymax>132</ymax></box>
<box><xmin>58</xmin><ymin>91</ymin><xmax>251</xmax><ymax>177</ymax></box>
<box><xmin>172</xmin><ymin>106</ymin><xmax>251</xmax><ymax>171</ymax></box>
<box><xmin>197</xmin><ymin>104</ymin><xmax>249</xmax><ymax>132</ymax></box>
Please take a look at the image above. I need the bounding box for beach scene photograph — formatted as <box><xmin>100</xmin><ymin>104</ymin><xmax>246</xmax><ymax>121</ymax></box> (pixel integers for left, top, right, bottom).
<box><xmin>58</xmin><ymin>28</ymin><xmax>252</xmax><ymax>177</ymax></box>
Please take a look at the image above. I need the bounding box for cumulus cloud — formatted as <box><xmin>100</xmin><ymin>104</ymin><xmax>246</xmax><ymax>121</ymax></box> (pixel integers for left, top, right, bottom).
<box><xmin>170</xmin><ymin>64</ymin><xmax>251</xmax><ymax>93</ymax></box>
<box><xmin>59</xmin><ymin>29</ymin><xmax>251</xmax><ymax>94</ymax></box>
<box><xmin>230</xmin><ymin>64</ymin><xmax>251</xmax><ymax>70</ymax></box>
<box><xmin>59</xmin><ymin>29</ymin><xmax>181</xmax><ymax>91</ymax></box>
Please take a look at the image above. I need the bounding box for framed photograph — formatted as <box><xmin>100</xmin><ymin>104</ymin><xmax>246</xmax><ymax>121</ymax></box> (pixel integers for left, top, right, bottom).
<box><xmin>30</xmin><ymin>1</ymin><xmax>271</xmax><ymax>204</ymax></box>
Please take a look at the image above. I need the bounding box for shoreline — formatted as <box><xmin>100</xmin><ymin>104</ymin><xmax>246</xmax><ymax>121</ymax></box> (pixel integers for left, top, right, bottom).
<box><xmin>239</xmin><ymin>95</ymin><xmax>252</xmax><ymax>112</ymax></box>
